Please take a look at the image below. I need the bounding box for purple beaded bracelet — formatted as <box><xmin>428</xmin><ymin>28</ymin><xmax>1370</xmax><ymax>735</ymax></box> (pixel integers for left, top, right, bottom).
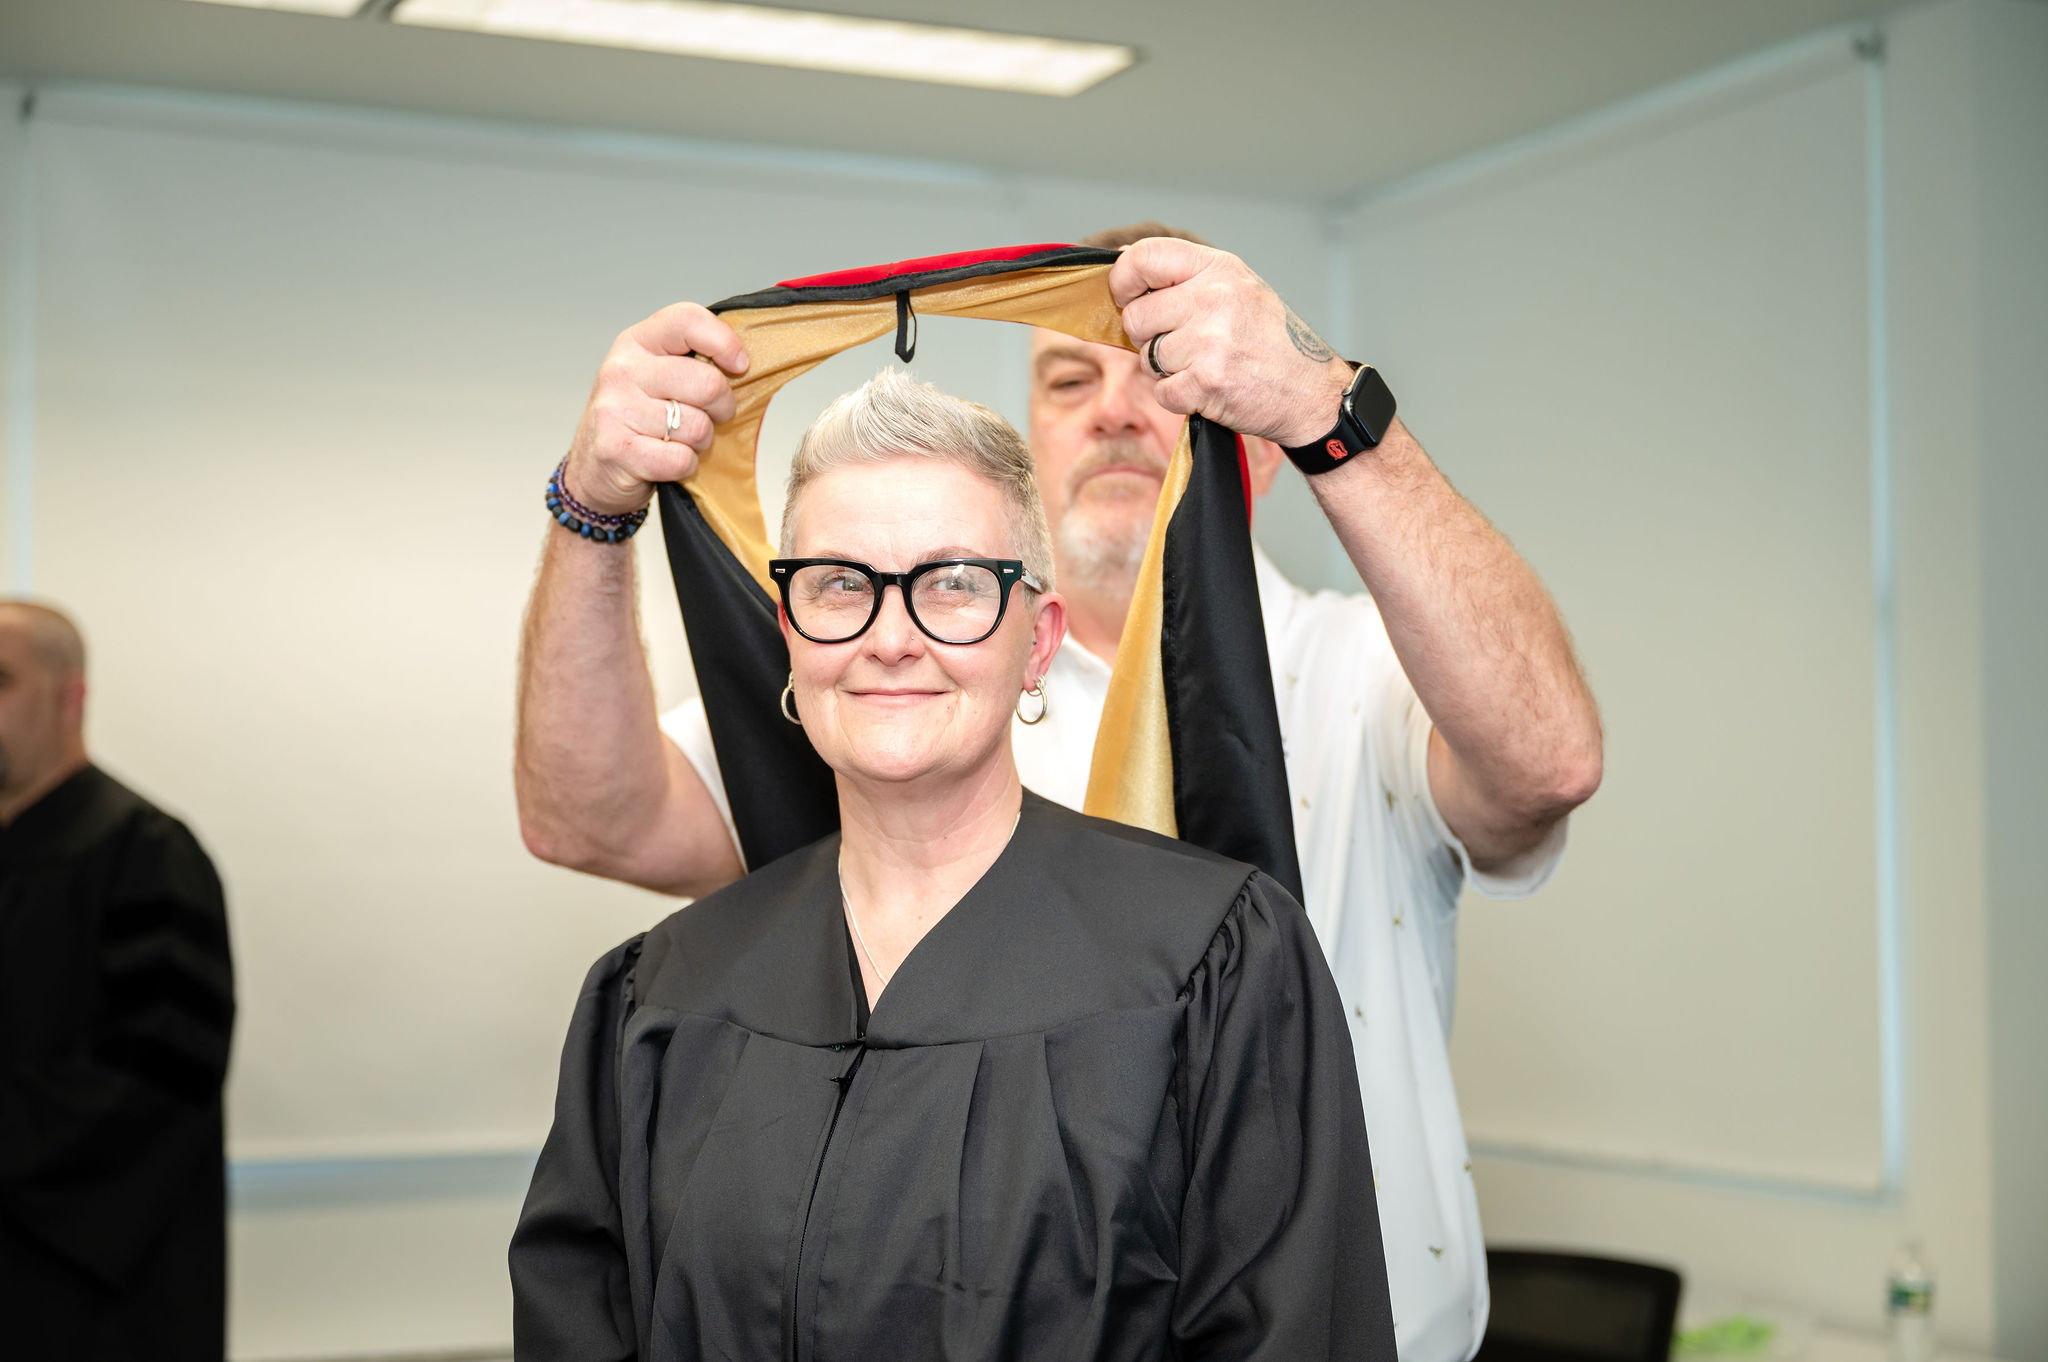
<box><xmin>546</xmin><ymin>458</ymin><xmax>649</xmax><ymax>544</ymax></box>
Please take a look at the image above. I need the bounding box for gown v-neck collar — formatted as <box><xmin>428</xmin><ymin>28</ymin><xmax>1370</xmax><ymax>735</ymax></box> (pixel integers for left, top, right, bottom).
<box><xmin>837</xmin><ymin>804</ymin><xmax>1026</xmax><ymax>1019</ymax></box>
<box><xmin>639</xmin><ymin>793</ymin><xmax>1055</xmax><ymax>1049</ymax></box>
<box><xmin>837</xmin><ymin>798</ymin><xmax>1031</xmax><ymax>1032</ymax></box>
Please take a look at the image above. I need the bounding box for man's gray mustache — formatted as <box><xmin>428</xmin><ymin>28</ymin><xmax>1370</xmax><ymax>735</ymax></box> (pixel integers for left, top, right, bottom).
<box><xmin>1063</xmin><ymin>440</ymin><xmax>1168</xmax><ymax>498</ymax></box>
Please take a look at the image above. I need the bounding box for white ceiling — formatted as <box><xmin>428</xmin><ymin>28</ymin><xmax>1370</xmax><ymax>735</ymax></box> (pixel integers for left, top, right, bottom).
<box><xmin>0</xmin><ymin>0</ymin><xmax>1915</xmax><ymax>201</ymax></box>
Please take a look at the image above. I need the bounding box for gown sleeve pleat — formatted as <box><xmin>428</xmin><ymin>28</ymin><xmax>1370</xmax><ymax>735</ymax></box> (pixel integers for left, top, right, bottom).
<box><xmin>511</xmin><ymin>935</ymin><xmax>645</xmax><ymax>1362</ymax></box>
<box><xmin>1172</xmin><ymin>873</ymin><xmax>1397</xmax><ymax>1361</ymax></box>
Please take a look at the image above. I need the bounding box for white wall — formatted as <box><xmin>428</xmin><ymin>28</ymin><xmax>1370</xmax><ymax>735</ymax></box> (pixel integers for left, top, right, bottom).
<box><xmin>1334</xmin><ymin>1</ymin><xmax>2042</xmax><ymax>1352</ymax></box>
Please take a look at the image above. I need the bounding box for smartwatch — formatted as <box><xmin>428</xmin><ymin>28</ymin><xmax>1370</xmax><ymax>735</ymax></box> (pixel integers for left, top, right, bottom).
<box><xmin>1280</xmin><ymin>364</ymin><xmax>1397</xmax><ymax>475</ymax></box>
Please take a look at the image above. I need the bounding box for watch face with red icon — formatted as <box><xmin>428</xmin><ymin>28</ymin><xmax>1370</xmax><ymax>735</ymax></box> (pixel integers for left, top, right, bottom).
<box><xmin>1283</xmin><ymin>365</ymin><xmax>1396</xmax><ymax>475</ymax></box>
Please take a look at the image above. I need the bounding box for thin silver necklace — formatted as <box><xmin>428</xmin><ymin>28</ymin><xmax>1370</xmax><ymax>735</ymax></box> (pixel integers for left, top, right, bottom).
<box><xmin>839</xmin><ymin>810</ymin><xmax>1021</xmax><ymax>992</ymax></box>
<box><xmin>841</xmin><ymin>870</ymin><xmax>893</xmax><ymax>988</ymax></box>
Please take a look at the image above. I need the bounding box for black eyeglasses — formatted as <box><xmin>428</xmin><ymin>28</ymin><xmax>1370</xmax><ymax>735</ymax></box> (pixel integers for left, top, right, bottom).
<box><xmin>769</xmin><ymin>557</ymin><xmax>1044</xmax><ymax>646</ymax></box>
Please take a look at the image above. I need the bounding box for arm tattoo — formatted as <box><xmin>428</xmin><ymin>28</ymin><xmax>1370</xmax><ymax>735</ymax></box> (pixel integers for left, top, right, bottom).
<box><xmin>1284</xmin><ymin>305</ymin><xmax>1337</xmax><ymax>361</ymax></box>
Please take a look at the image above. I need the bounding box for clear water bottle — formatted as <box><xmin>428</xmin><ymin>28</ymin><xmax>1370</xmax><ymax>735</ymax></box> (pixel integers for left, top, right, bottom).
<box><xmin>1887</xmin><ymin>1239</ymin><xmax>1935</xmax><ymax>1362</ymax></box>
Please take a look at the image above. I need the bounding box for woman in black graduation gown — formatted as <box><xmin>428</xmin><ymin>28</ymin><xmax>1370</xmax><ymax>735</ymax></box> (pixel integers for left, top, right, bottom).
<box><xmin>511</xmin><ymin>371</ymin><xmax>1396</xmax><ymax>1362</ymax></box>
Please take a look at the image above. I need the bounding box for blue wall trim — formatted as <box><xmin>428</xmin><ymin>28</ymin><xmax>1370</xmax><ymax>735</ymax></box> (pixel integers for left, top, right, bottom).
<box><xmin>1860</xmin><ymin>30</ymin><xmax>1907</xmax><ymax>1201</ymax></box>
<box><xmin>231</xmin><ymin>1150</ymin><xmax>541</xmax><ymax>1214</ymax></box>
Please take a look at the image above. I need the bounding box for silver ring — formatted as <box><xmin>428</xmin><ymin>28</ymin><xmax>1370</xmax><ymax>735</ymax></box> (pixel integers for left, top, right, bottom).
<box><xmin>1146</xmin><ymin>333</ymin><xmax>1169</xmax><ymax>379</ymax></box>
<box><xmin>664</xmin><ymin>399</ymin><xmax>683</xmax><ymax>441</ymax></box>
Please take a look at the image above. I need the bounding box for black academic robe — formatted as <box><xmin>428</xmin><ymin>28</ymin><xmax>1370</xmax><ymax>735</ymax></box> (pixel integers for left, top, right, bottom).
<box><xmin>511</xmin><ymin>793</ymin><xmax>1395</xmax><ymax>1362</ymax></box>
<box><xmin>0</xmin><ymin>766</ymin><xmax>236</xmax><ymax>1362</ymax></box>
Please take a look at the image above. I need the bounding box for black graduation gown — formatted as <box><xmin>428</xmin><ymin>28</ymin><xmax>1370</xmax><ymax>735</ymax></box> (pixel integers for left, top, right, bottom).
<box><xmin>511</xmin><ymin>793</ymin><xmax>1395</xmax><ymax>1362</ymax></box>
<box><xmin>0</xmin><ymin>766</ymin><xmax>236</xmax><ymax>1362</ymax></box>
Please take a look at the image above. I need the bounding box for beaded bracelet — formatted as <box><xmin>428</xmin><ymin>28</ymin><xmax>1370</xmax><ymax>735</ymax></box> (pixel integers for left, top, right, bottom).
<box><xmin>546</xmin><ymin>458</ymin><xmax>649</xmax><ymax>544</ymax></box>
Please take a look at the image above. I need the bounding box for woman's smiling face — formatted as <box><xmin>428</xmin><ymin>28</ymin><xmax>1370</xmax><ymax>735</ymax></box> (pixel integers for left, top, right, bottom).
<box><xmin>781</xmin><ymin>456</ymin><xmax>1063</xmax><ymax>793</ymax></box>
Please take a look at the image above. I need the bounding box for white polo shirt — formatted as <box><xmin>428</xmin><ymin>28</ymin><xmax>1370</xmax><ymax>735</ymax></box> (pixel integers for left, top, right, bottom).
<box><xmin>661</xmin><ymin>549</ymin><xmax>1566</xmax><ymax>1362</ymax></box>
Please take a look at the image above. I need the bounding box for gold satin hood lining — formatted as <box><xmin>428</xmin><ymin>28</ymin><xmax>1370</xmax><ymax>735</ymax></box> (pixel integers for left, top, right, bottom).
<box><xmin>685</xmin><ymin>259</ymin><xmax>1182</xmax><ymax>839</ymax></box>
<box><xmin>687</xmin><ymin>263</ymin><xmax>1128</xmax><ymax>596</ymax></box>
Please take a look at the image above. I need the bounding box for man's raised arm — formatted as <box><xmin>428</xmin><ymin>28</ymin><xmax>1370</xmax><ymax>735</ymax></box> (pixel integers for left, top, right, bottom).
<box><xmin>1110</xmin><ymin>239</ymin><xmax>1603</xmax><ymax>871</ymax></box>
<box><xmin>514</xmin><ymin>304</ymin><xmax>750</xmax><ymax>897</ymax></box>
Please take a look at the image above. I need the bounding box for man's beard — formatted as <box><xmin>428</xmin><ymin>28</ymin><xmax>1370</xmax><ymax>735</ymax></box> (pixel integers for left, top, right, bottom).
<box><xmin>1055</xmin><ymin>438</ymin><xmax>1165</xmax><ymax>599</ymax></box>
<box><xmin>0</xmin><ymin>742</ymin><xmax>13</xmax><ymax>794</ymax></box>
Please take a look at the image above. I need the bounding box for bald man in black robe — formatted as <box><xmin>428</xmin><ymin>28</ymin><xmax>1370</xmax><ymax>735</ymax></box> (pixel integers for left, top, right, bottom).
<box><xmin>0</xmin><ymin>600</ymin><xmax>236</xmax><ymax>1361</ymax></box>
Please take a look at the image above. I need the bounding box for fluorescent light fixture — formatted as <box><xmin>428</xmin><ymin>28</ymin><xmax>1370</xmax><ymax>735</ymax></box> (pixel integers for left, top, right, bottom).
<box><xmin>181</xmin><ymin>0</ymin><xmax>365</xmax><ymax>15</ymax></box>
<box><xmin>392</xmin><ymin>0</ymin><xmax>1136</xmax><ymax>96</ymax></box>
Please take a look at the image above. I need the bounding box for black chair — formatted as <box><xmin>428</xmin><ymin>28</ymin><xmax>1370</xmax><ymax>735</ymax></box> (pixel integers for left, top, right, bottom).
<box><xmin>1472</xmin><ymin>1248</ymin><xmax>1684</xmax><ymax>1362</ymax></box>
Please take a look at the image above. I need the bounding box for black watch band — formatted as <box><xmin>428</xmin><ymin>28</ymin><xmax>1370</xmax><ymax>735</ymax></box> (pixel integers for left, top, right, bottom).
<box><xmin>1280</xmin><ymin>364</ymin><xmax>1397</xmax><ymax>475</ymax></box>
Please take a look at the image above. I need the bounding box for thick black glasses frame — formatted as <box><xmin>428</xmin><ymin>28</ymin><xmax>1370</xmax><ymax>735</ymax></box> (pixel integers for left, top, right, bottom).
<box><xmin>768</xmin><ymin>557</ymin><xmax>1041</xmax><ymax>645</ymax></box>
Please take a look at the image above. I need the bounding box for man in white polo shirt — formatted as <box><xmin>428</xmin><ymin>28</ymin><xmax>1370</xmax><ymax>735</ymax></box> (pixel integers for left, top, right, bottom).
<box><xmin>515</xmin><ymin>224</ymin><xmax>1603</xmax><ymax>1362</ymax></box>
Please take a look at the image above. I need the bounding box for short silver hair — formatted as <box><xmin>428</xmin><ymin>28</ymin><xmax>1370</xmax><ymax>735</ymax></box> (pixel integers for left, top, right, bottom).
<box><xmin>781</xmin><ymin>368</ymin><xmax>1056</xmax><ymax>590</ymax></box>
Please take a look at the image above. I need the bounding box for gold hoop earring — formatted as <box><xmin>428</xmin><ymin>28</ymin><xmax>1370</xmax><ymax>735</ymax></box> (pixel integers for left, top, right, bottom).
<box><xmin>780</xmin><ymin>672</ymin><xmax>802</xmax><ymax>726</ymax></box>
<box><xmin>1016</xmin><ymin>677</ymin><xmax>1049</xmax><ymax>726</ymax></box>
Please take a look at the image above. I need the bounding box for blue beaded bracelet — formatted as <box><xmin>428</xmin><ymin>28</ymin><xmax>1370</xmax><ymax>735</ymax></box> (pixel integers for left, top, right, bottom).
<box><xmin>546</xmin><ymin>459</ymin><xmax>649</xmax><ymax>544</ymax></box>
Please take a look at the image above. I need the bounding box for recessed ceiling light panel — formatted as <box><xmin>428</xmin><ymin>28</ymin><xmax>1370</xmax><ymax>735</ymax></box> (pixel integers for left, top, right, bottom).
<box><xmin>182</xmin><ymin>0</ymin><xmax>367</xmax><ymax>14</ymax></box>
<box><xmin>392</xmin><ymin>0</ymin><xmax>1136</xmax><ymax>96</ymax></box>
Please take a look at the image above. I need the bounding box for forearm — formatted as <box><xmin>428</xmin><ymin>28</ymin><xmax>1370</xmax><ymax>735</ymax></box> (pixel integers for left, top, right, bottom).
<box><xmin>1309</xmin><ymin>420</ymin><xmax>1602</xmax><ymax>850</ymax></box>
<box><xmin>515</xmin><ymin>529</ymin><xmax>739</xmax><ymax>894</ymax></box>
